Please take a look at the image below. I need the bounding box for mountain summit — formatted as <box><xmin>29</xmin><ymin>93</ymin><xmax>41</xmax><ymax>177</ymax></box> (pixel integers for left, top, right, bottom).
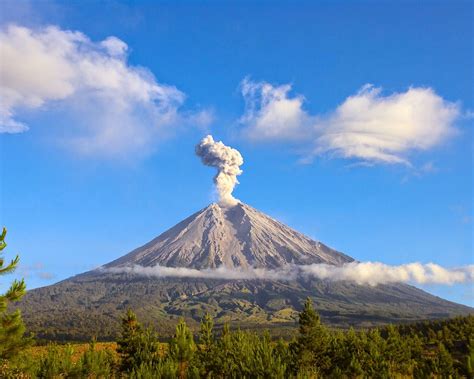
<box><xmin>19</xmin><ymin>202</ymin><xmax>472</xmax><ymax>340</ymax></box>
<box><xmin>105</xmin><ymin>202</ymin><xmax>352</xmax><ymax>270</ymax></box>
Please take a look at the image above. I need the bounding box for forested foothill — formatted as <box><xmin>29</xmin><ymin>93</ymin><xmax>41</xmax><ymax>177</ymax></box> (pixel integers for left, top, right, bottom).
<box><xmin>1</xmin><ymin>298</ymin><xmax>473</xmax><ymax>378</ymax></box>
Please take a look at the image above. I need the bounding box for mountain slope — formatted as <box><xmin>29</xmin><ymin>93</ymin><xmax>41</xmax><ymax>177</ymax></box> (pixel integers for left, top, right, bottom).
<box><xmin>19</xmin><ymin>202</ymin><xmax>472</xmax><ymax>340</ymax></box>
<box><xmin>104</xmin><ymin>203</ymin><xmax>352</xmax><ymax>270</ymax></box>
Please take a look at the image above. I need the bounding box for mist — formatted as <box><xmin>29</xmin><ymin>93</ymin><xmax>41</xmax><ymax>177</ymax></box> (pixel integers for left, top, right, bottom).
<box><xmin>105</xmin><ymin>261</ymin><xmax>473</xmax><ymax>286</ymax></box>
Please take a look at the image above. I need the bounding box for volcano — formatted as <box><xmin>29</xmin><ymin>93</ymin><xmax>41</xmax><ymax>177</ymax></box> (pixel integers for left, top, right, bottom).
<box><xmin>104</xmin><ymin>203</ymin><xmax>352</xmax><ymax>270</ymax></box>
<box><xmin>19</xmin><ymin>202</ymin><xmax>472</xmax><ymax>340</ymax></box>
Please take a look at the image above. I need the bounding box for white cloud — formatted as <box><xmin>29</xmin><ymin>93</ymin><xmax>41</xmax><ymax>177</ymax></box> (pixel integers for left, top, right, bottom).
<box><xmin>105</xmin><ymin>265</ymin><xmax>297</xmax><ymax>281</ymax></box>
<box><xmin>240</xmin><ymin>79</ymin><xmax>460</xmax><ymax>165</ymax></box>
<box><xmin>300</xmin><ymin>262</ymin><xmax>474</xmax><ymax>286</ymax></box>
<box><xmin>240</xmin><ymin>78</ymin><xmax>310</xmax><ymax>141</ymax></box>
<box><xmin>105</xmin><ymin>261</ymin><xmax>474</xmax><ymax>286</ymax></box>
<box><xmin>100</xmin><ymin>36</ymin><xmax>128</xmax><ymax>57</ymax></box>
<box><xmin>0</xmin><ymin>24</ymin><xmax>211</xmax><ymax>156</ymax></box>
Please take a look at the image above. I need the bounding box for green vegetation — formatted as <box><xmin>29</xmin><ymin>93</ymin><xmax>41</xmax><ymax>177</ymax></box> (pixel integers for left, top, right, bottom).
<box><xmin>19</xmin><ymin>271</ymin><xmax>472</xmax><ymax>341</ymax></box>
<box><xmin>2</xmin><ymin>298</ymin><xmax>473</xmax><ymax>378</ymax></box>
<box><xmin>0</xmin><ymin>227</ymin><xmax>30</xmax><ymax>360</ymax></box>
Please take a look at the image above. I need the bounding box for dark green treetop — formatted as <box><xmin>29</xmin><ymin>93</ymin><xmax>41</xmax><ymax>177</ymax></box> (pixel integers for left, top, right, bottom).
<box><xmin>0</xmin><ymin>227</ymin><xmax>30</xmax><ymax>360</ymax></box>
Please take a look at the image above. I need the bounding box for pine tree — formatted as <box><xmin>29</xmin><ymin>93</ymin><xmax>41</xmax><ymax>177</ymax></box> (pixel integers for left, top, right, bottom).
<box><xmin>434</xmin><ymin>342</ymin><xmax>454</xmax><ymax>377</ymax></box>
<box><xmin>252</xmin><ymin>330</ymin><xmax>287</xmax><ymax>378</ymax></box>
<box><xmin>465</xmin><ymin>338</ymin><xmax>474</xmax><ymax>378</ymax></box>
<box><xmin>169</xmin><ymin>318</ymin><xmax>196</xmax><ymax>378</ymax></box>
<box><xmin>384</xmin><ymin>324</ymin><xmax>413</xmax><ymax>375</ymax></box>
<box><xmin>199</xmin><ymin>313</ymin><xmax>214</xmax><ymax>354</ymax></box>
<box><xmin>198</xmin><ymin>313</ymin><xmax>215</xmax><ymax>376</ymax></box>
<box><xmin>116</xmin><ymin>309</ymin><xmax>159</xmax><ymax>372</ymax></box>
<box><xmin>293</xmin><ymin>297</ymin><xmax>331</xmax><ymax>375</ymax></box>
<box><xmin>0</xmin><ymin>227</ymin><xmax>30</xmax><ymax>360</ymax></box>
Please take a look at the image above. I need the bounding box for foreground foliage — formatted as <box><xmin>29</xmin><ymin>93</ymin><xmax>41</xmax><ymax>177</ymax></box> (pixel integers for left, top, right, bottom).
<box><xmin>2</xmin><ymin>298</ymin><xmax>473</xmax><ymax>378</ymax></box>
<box><xmin>0</xmin><ymin>227</ymin><xmax>30</xmax><ymax>361</ymax></box>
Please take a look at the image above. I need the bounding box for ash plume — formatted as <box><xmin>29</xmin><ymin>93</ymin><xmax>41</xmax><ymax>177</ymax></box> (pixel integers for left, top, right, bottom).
<box><xmin>195</xmin><ymin>135</ymin><xmax>244</xmax><ymax>206</ymax></box>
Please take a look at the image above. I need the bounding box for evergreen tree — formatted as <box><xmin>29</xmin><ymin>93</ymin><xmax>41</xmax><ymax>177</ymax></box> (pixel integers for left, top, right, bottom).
<box><xmin>293</xmin><ymin>297</ymin><xmax>331</xmax><ymax>375</ymax></box>
<box><xmin>465</xmin><ymin>338</ymin><xmax>474</xmax><ymax>378</ymax></box>
<box><xmin>383</xmin><ymin>324</ymin><xmax>413</xmax><ymax>375</ymax></box>
<box><xmin>198</xmin><ymin>313</ymin><xmax>215</xmax><ymax>376</ymax></box>
<box><xmin>169</xmin><ymin>318</ymin><xmax>196</xmax><ymax>378</ymax></box>
<box><xmin>116</xmin><ymin>309</ymin><xmax>159</xmax><ymax>372</ymax></box>
<box><xmin>0</xmin><ymin>227</ymin><xmax>30</xmax><ymax>360</ymax></box>
<box><xmin>212</xmin><ymin>321</ymin><xmax>234</xmax><ymax>376</ymax></box>
<box><xmin>77</xmin><ymin>339</ymin><xmax>116</xmax><ymax>377</ymax></box>
<box><xmin>434</xmin><ymin>342</ymin><xmax>454</xmax><ymax>377</ymax></box>
<box><xmin>251</xmin><ymin>330</ymin><xmax>287</xmax><ymax>378</ymax></box>
<box><xmin>199</xmin><ymin>313</ymin><xmax>214</xmax><ymax>354</ymax></box>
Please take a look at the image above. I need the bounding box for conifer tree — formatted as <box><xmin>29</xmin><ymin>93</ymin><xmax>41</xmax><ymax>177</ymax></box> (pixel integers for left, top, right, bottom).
<box><xmin>294</xmin><ymin>297</ymin><xmax>331</xmax><ymax>374</ymax></box>
<box><xmin>198</xmin><ymin>313</ymin><xmax>215</xmax><ymax>376</ymax></box>
<box><xmin>252</xmin><ymin>330</ymin><xmax>287</xmax><ymax>378</ymax></box>
<box><xmin>434</xmin><ymin>342</ymin><xmax>454</xmax><ymax>376</ymax></box>
<box><xmin>169</xmin><ymin>318</ymin><xmax>196</xmax><ymax>378</ymax></box>
<box><xmin>199</xmin><ymin>313</ymin><xmax>214</xmax><ymax>354</ymax></box>
<box><xmin>466</xmin><ymin>339</ymin><xmax>474</xmax><ymax>377</ymax></box>
<box><xmin>117</xmin><ymin>309</ymin><xmax>159</xmax><ymax>372</ymax></box>
<box><xmin>384</xmin><ymin>324</ymin><xmax>412</xmax><ymax>374</ymax></box>
<box><xmin>0</xmin><ymin>227</ymin><xmax>30</xmax><ymax>360</ymax></box>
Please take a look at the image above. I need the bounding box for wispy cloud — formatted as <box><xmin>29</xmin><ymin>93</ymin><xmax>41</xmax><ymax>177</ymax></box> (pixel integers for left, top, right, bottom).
<box><xmin>105</xmin><ymin>262</ymin><xmax>473</xmax><ymax>286</ymax></box>
<box><xmin>0</xmin><ymin>24</ymin><xmax>212</xmax><ymax>157</ymax></box>
<box><xmin>105</xmin><ymin>265</ymin><xmax>297</xmax><ymax>281</ymax></box>
<box><xmin>17</xmin><ymin>262</ymin><xmax>55</xmax><ymax>281</ymax></box>
<box><xmin>450</xmin><ymin>205</ymin><xmax>473</xmax><ymax>225</ymax></box>
<box><xmin>240</xmin><ymin>78</ymin><xmax>460</xmax><ymax>165</ymax></box>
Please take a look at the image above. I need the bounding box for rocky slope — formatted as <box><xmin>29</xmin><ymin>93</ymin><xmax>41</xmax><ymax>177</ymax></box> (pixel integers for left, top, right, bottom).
<box><xmin>103</xmin><ymin>202</ymin><xmax>352</xmax><ymax>270</ymax></box>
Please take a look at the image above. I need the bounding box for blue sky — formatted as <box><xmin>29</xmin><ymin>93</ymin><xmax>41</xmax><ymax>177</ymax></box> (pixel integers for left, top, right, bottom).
<box><xmin>0</xmin><ymin>1</ymin><xmax>472</xmax><ymax>305</ymax></box>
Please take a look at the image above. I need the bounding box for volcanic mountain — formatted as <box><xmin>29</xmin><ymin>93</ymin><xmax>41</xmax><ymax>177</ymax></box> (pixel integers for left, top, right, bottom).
<box><xmin>104</xmin><ymin>203</ymin><xmax>352</xmax><ymax>270</ymax></box>
<box><xmin>19</xmin><ymin>202</ymin><xmax>472</xmax><ymax>340</ymax></box>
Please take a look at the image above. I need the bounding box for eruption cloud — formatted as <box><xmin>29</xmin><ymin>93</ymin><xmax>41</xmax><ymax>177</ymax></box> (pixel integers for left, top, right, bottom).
<box><xmin>196</xmin><ymin>135</ymin><xmax>244</xmax><ymax>206</ymax></box>
<box><xmin>105</xmin><ymin>262</ymin><xmax>474</xmax><ymax>286</ymax></box>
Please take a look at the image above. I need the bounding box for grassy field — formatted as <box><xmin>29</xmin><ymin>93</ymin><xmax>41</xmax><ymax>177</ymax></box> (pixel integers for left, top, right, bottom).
<box><xmin>26</xmin><ymin>342</ymin><xmax>118</xmax><ymax>363</ymax></box>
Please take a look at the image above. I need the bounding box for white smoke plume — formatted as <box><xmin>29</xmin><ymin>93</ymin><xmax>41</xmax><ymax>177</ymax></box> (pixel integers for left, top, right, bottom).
<box><xmin>195</xmin><ymin>135</ymin><xmax>244</xmax><ymax>206</ymax></box>
<box><xmin>105</xmin><ymin>262</ymin><xmax>474</xmax><ymax>286</ymax></box>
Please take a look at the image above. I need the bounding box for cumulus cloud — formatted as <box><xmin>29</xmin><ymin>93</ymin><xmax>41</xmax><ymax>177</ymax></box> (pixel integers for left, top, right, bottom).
<box><xmin>105</xmin><ymin>262</ymin><xmax>473</xmax><ymax>286</ymax></box>
<box><xmin>240</xmin><ymin>78</ymin><xmax>310</xmax><ymax>141</ymax></box>
<box><xmin>240</xmin><ymin>79</ymin><xmax>460</xmax><ymax>165</ymax></box>
<box><xmin>196</xmin><ymin>135</ymin><xmax>244</xmax><ymax>206</ymax></box>
<box><xmin>0</xmin><ymin>24</ymin><xmax>211</xmax><ymax>156</ymax></box>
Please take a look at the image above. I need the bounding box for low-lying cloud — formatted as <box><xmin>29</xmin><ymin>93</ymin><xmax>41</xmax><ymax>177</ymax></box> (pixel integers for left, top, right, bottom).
<box><xmin>299</xmin><ymin>262</ymin><xmax>474</xmax><ymax>286</ymax></box>
<box><xmin>106</xmin><ymin>265</ymin><xmax>297</xmax><ymax>281</ymax></box>
<box><xmin>104</xmin><ymin>261</ymin><xmax>473</xmax><ymax>286</ymax></box>
<box><xmin>240</xmin><ymin>78</ymin><xmax>461</xmax><ymax>165</ymax></box>
<box><xmin>0</xmin><ymin>24</ymin><xmax>211</xmax><ymax>157</ymax></box>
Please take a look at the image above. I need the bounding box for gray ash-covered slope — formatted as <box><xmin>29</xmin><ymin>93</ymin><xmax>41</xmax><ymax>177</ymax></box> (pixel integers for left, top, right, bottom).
<box><xmin>103</xmin><ymin>202</ymin><xmax>352</xmax><ymax>270</ymax></box>
<box><xmin>19</xmin><ymin>202</ymin><xmax>472</xmax><ymax>340</ymax></box>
